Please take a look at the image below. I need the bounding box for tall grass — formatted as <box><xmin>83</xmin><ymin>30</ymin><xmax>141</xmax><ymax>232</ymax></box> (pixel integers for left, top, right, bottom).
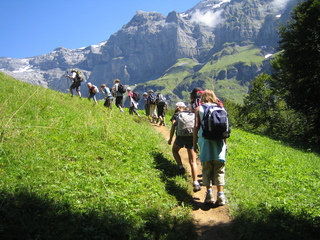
<box><xmin>227</xmin><ymin>129</ymin><xmax>320</xmax><ymax>239</ymax></box>
<box><xmin>1</xmin><ymin>72</ymin><xmax>319</xmax><ymax>239</ymax></box>
<box><xmin>0</xmin><ymin>72</ymin><xmax>195</xmax><ymax>239</ymax></box>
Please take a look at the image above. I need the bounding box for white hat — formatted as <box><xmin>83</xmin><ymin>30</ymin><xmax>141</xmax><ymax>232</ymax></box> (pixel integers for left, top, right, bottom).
<box><xmin>176</xmin><ymin>102</ymin><xmax>186</xmax><ymax>108</ymax></box>
<box><xmin>127</xmin><ymin>87</ymin><xmax>131</xmax><ymax>90</ymax></box>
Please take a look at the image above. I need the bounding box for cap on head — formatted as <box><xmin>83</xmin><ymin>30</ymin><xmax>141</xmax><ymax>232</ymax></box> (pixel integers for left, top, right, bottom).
<box><xmin>176</xmin><ymin>102</ymin><xmax>186</xmax><ymax>108</ymax></box>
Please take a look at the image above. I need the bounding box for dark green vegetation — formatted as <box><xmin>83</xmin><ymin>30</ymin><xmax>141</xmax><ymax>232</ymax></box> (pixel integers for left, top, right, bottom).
<box><xmin>1</xmin><ymin>72</ymin><xmax>320</xmax><ymax>239</ymax></box>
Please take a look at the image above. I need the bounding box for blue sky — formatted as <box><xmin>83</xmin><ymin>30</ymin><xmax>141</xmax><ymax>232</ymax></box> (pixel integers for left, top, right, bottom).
<box><xmin>0</xmin><ymin>0</ymin><xmax>199</xmax><ymax>59</ymax></box>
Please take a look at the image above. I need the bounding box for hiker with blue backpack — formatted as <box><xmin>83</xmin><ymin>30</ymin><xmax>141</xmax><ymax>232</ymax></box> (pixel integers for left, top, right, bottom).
<box><xmin>147</xmin><ymin>90</ymin><xmax>158</xmax><ymax>123</ymax></box>
<box><xmin>168</xmin><ymin>102</ymin><xmax>201</xmax><ymax>192</ymax></box>
<box><xmin>100</xmin><ymin>84</ymin><xmax>114</xmax><ymax>109</ymax></box>
<box><xmin>193</xmin><ymin>89</ymin><xmax>230</xmax><ymax>205</ymax></box>
<box><xmin>112</xmin><ymin>79</ymin><xmax>126</xmax><ymax>113</ymax></box>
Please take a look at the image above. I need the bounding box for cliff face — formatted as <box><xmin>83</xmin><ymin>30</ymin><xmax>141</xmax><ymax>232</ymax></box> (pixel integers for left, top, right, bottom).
<box><xmin>0</xmin><ymin>0</ymin><xmax>298</xmax><ymax>100</ymax></box>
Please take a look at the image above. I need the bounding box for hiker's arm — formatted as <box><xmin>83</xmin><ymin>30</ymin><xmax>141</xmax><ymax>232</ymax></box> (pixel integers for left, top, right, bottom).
<box><xmin>168</xmin><ymin>121</ymin><xmax>176</xmax><ymax>145</ymax></box>
<box><xmin>193</xmin><ymin>108</ymin><xmax>200</xmax><ymax>153</ymax></box>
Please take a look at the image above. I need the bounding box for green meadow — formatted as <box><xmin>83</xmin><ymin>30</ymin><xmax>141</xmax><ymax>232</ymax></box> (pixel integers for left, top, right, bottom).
<box><xmin>0</xmin><ymin>72</ymin><xmax>319</xmax><ymax>239</ymax></box>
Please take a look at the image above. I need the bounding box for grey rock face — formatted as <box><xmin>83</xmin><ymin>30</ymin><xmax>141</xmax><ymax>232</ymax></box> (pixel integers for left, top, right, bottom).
<box><xmin>0</xmin><ymin>0</ymin><xmax>298</xmax><ymax>98</ymax></box>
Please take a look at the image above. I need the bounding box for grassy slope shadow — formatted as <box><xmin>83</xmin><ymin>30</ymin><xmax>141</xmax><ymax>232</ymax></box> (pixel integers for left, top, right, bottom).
<box><xmin>234</xmin><ymin>205</ymin><xmax>320</xmax><ymax>240</ymax></box>
<box><xmin>152</xmin><ymin>151</ymin><xmax>237</xmax><ymax>239</ymax></box>
<box><xmin>152</xmin><ymin>151</ymin><xmax>194</xmax><ymax>205</ymax></box>
<box><xmin>0</xmin><ymin>189</ymin><xmax>195</xmax><ymax>240</ymax></box>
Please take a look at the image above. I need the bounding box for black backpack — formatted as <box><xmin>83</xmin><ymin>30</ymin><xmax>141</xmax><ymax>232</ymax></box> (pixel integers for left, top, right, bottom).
<box><xmin>201</xmin><ymin>104</ymin><xmax>230</xmax><ymax>140</ymax></box>
<box><xmin>132</xmin><ymin>92</ymin><xmax>141</xmax><ymax>102</ymax></box>
<box><xmin>117</xmin><ymin>83</ymin><xmax>126</xmax><ymax>94</ymax></box>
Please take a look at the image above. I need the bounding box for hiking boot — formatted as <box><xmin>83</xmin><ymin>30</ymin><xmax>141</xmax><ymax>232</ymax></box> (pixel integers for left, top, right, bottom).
<box><xmin>204</xmin><ymin>191</ymin><xmax>215</xmax><ymax>204</ymax></box>
<box><xmin>193</xmin><ymin>184</ymin><xmax>201</xmax><ymax>192</ymax></box>
<box><xmin>217</xmin><ymin>193</ymin><xmax>227</xmax><ymax>206</ymax></box>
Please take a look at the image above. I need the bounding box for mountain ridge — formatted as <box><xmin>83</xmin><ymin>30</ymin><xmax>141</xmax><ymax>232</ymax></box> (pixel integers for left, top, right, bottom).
<box><xmin>0</xmin><ymin>0</ymin><xmax>298</xmax><ymax>104</ymax></box>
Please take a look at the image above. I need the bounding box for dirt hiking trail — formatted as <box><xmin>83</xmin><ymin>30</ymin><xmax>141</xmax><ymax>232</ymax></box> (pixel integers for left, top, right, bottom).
<box><xmin>153</xmin><ymin>123</ymin><xmax>236</xmax><ymax>240</ymax></box>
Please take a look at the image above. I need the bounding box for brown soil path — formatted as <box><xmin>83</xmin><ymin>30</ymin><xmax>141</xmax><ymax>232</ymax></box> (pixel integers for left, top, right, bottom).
<box><xmin>153</xmin><ymin>123</ymin><xmax>236</xmax><ymax>240</ymax></box>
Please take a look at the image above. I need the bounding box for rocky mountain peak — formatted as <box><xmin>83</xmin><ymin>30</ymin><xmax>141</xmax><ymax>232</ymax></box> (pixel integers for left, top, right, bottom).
<box><xmin>0</xmin><ymin>0</ymin><xmax>299</xmax><ymax>103</ymax></box>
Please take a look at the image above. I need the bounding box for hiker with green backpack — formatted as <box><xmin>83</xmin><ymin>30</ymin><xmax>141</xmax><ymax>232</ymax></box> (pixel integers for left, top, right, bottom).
<box><xmin>66</xmin><ymin>69</ymin><xmax>82</xmax><ymax>98</ymax></box>
<box><xmin>168</xmin><ymin>102</ymin><xmax>201</xmax><ymax>192</ymax></box>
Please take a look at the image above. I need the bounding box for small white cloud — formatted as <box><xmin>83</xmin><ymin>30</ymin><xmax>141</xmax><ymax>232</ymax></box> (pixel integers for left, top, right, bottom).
<box><xmin>271</xmin><ymin>0</ymin><xmax>291</xmax><ymax>10</ymax></box>
<box><xmin>190</xmin><ymin>9</ymin><xmax>223</xmax><ymax>28</ymax></box>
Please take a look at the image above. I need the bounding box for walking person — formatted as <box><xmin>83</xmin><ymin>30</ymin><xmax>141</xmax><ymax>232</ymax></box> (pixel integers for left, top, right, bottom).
<box><xmin>112</xmin><ymin>79</ymin><xmax>125</xmax><ymax>113</ymax></box>
<box><xmin>156</xmin><ymin>93</ymin><xmax>168</xmax><ymax>126</ymax></box>
<box><xmin>193</xmin><ymin>89</ymin><xmax>228</xmax><ymax>205</ymax></box>
<box><xmin>147</xmin><ymin>90</ymin><xmax>157</xmax><ymax>123</ymax></box>
<box><xmin>66</xmin><ymin>69</ymin><xmax>82</xmax><ymax>98</ymax></box>
<box><xmin>101</xmin><ymin>84</ymin><xmax>114</xmax><ymax>109</ymax></box>
<box><xmin>190</xmin><ymin>87</ymin><xmax>204</xmax><ymax>113</ymax></box>
<box><xmin>190</xmin><ymin>87</ymin><xmax>224</xmax><ymax>113</ymax></box>
<box><xmin>143</xmin><ymin>92</ymin><xmax>149</xmax><ymax>117</ymax></box>
<box><xmin>168</xmin><ymin>102</ymin><xmax>201</xmax><ymax>192</ymax></box>
<box><xmin>87</xmin><ymin>82</ymin><xmax>99</xmax><ymax>105</ymax></box>
<box><xmin>127</xmin><ymin>87</ymin><xmax>141</xmax><ymax>117</ymax></box>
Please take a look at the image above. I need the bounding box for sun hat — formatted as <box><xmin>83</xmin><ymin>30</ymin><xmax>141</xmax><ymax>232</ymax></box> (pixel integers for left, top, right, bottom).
<box><xmin>127</xmin><ymin>87</ymin><xmax>131</xmax><ymax>90</ymax></box>
<box><xmin>176</xmin><ymin>102</ymin><xmax>186</xmax><ymax>108</ymax></box>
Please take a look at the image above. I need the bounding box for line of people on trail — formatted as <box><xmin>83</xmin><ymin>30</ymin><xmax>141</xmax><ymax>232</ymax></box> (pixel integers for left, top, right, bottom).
<box><xmin>66</xmin><ymin>71</ymin><xmax>167</xmax><ymax>121</ymax></box>
<box><xmin>168</xmin><ymin>87</ymin><xmax>229</xmax><ymax>206</ymax></box>
<box><xmin>66</xmin><ymin>70</ymin><xmax>229</xmax><ymax>206</ymax></box>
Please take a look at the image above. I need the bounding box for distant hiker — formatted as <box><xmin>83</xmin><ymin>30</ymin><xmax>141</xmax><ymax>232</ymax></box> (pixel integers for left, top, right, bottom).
<box><xmin>87</xmin><ymin>82</ymin><xmax>99</xmax><ymax>105</ymax></box>
<box><xmin>193</xmin><ymin>89</ymin><xmax>228</xmax><ymax>205</ymax></box>
<box><xmin>127</xmin><ymin>87</ymin><xmax>141</xmax><ymax>117</ymax></box>
<box><xmin>156</xmin><ymin>93</ymin><xmax>168</xmax><ymax>126</ymax></box>
<box><xmin>190</xmin><ymin>87</ymin><xmax>223</xmax><ymax>112</ymax></box>
<box><xmin>190</xmin><ymin>87</ymin><xmax>204</xmax><ymax>113</ymax></box>
<box><xmin>112</xmin><ymin>79</ymin><xmax>125</xmax><ymax>113</ymax></box>
<box><xmin>168</xmin><ymin>102</ymin><xmax>201</xmax><ymax>192</ymax></box>
<box><xmin>143</xmin><ymin>92</ymin><xmax>149</xmax><ymax>116</ymax></box>
<box><xmin>101</xmin><ymin>84</ymin><xmax>114</xmax><ymax>109</ymax></box>
<box><xmin>66</xmin><ymin>69</ymin><xmax>82</xmax><ymax>98</ymax></box>
<box><xmin>147</xmin><ymin>90</ymin><xmax>158</xmax><ymax>123</ymax></box>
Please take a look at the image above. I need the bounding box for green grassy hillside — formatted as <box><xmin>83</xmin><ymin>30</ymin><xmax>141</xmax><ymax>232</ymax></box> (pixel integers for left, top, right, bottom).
<box><xmin>0</xmin><ymin>72</ymin><xmax>195</xmax><ymax>239</ymax></box>
<box><xmin>1</xmin><ymin>72</ymin><xmax>319</xmax><ymax>239</ymax></box>
<box><xmin>137</xmin><ymin>44</ymin><xmax>269</xmax><ymax>105</ymax></box>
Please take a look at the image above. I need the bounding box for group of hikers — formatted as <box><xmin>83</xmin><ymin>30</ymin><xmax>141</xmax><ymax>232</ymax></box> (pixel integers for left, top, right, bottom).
<box><xmin>168</xmin><ymin>88</ymin><xmax>229</xmax><ymax>206</ymax></box>
<box><xmin>66</xmin><ymin>70</ymin><xmax>169</xmax><ymax>122</ymax></box>
<box><xmin>66</xmin><ymin>69</ymin><xmax>229</xmax><ymax>206</ymax></box>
